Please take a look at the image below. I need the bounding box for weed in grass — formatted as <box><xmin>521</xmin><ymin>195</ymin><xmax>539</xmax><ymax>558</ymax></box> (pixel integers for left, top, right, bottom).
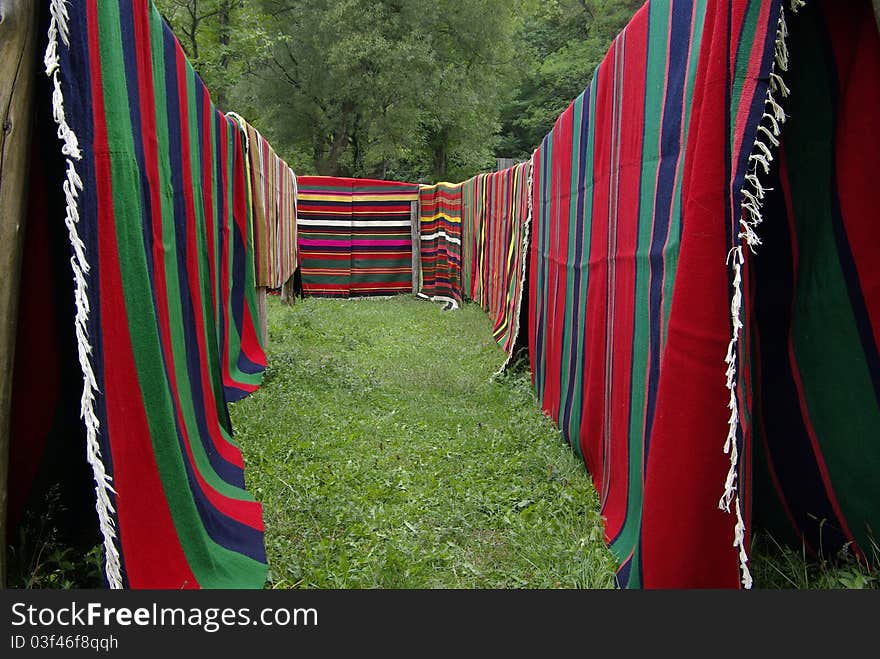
<box><xmin>6</xmin><ymin>486</ymin><xmax>104</xmax><ymax>589</ymax></box>
<box><xmin>750</xmin><ymin>530</ymin><xmax>878</xmax><ymax>589</ymax></box>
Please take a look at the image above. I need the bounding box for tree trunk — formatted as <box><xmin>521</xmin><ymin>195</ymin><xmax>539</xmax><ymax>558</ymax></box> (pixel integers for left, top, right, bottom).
<box><xmin>280</xmin><ymin>275</ymin><xmax>296</xmax><ymax>307</ymax></box>
<box><xmin>430</xmin><ymin>127</ymin><xmax>449</xmax><ymax>180</ymax></box>
<box><xmin>188</xmin><ymin>0</ymin><xmax>200</xmax><ymax>61</ymax></box>
<box><xmin>219</xmin><ymin>0</ymin><xmax>231</xmax><ymax>68</ymax></box>
<box><xmin>432</xmin><ymin>145</ymin><xmax>448</xmax><ymax>180</ymax></box>
<box><xmin>314</xmin><ymin>103</ymin><xmax>354</xmax><ymax>176</ymax></box>
<box><xmin>215</xmin><ymin>0</ymin><xmax>231</xmax><ymax>108</ymax></box>
<box><xmin>0</xmin><ymin>0</ymin><xmax>39</xmax><ymax>589</ymax></box>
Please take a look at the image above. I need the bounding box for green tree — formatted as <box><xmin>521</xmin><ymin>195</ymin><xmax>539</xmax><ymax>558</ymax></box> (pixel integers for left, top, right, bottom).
<box><xmin>245</xmin><ymin>0</ymin><xmax>431</xmax><ymax>178</ymax></box>
<box><xmin>155</xmin><ymin>0</ymin><xmax>268</xmax><ymax>110</ymax></box>
<box><xmin>154</xmin><ymin>0</ymin><xmax>643</xmax><ymax>181</ymax></box>
<box><xmin>236</xmin><ymin>0</ymin><xmax>519</xmax><ymax>181</ymax></box>
<box><xmin>498</xmin><ymin>0</ymin><xmax>643</xmax><ymax>160</ymax></box>
<box><xmin>406</xmin><ymin>0</ymin><xmax>520</xmax><ymax>182</ymax></box>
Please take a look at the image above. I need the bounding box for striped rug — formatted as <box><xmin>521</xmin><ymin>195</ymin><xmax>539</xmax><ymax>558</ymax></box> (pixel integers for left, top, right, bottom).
<box><xmin>529</xmin><ymin>0</ymin><xmax>880</xmax><ymax>588</ymax></box>
<box><xmin>461</xmin><ymin>164</ymin><xmax>531</xmax><ymax>359</ymax></box>
<box><xmin>228</xmin><ymin>115</ymin><xmax>298</xmax><ymax>290</ymax></box>
<box><xmin>418</xmin><ymin>182</ymin><xmax>463</xmax><ymax>305</ymax></box>
<box><xmin>44</xmin><ymin>0</ymin><xmax>268</xmax><ymax>588</ymax></box>
<box><xmin>745</xmin><ymin>0</ymin><xmax>880</xmax><ymax>576</ymax></box>
<box><xmin>530</xmin><ymin>0</ymin><xmax>785</xmax><ymax>588</ymax></box>
<box><xmin>297</xmin><ymin>176</ymin><xmax>419</xmax><ymax>297</ymax></box>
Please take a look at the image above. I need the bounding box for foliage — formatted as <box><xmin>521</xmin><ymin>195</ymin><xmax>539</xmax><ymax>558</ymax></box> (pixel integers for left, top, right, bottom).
<box><xmin>6</xmin><ymin>486</ymin><xmax>104</xmax><ymax>589</ymax></box>
<box><xmin>154</xmin><ymin>0</ymin><xmax>267</xmax><ymax>110</ymax></box>
<box><xmin>498</xmin><ymin>0</ymin><xmax>644</xmax><ymax>160</ymax></box>
<box><xmin>153</xmin><ymin>0</ymin><xmax>642</xmax><ymax>181</ymax></box>
<box><xmin>156</xmin><ymin>0</ymin><xmax>521</xmax><ymax>181</ymax></box>
<box><xmin>750</xmin><ymin>531</ymin><xmax>879</xmax><ymax>590</ymax></box>
<box><xmin>247</xmin><ymin>0</ymin><xmax>520</xmax><ymax>182</ymax></box>
<box><xmin>231</xmin><ymin>297</ymin><xmax>618</xmax><ymax>588</ymax></box>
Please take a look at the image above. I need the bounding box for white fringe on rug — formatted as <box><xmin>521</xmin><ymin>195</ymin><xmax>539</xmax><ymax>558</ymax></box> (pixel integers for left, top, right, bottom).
<box><xmin>45</xmin><ymin>0</ymin><xmax>123</xmax><ymax>589</ymax></box>
<box><xmin>423</xmin><ymin>296</ymin><xmax>460</xmax><ymax>311</ymax></box>
<box><xmin>722</xmin><ymin>0</ymin><xmax>803</xmax><ymax>590</ymax></box>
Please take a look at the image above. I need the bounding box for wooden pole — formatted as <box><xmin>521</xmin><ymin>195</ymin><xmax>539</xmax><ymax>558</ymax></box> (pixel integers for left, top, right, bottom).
<box><xmin>256</xmin><ymin>287</ymin><xmax>268</xmax><ymax>347</ymax></box>
<box><xmin>280</xmin><ymin>275</ymin><xmax>295</xmax><ymax>307</ymax></box>
<box><xmin>0</xmin><ymin>0</ymin><xmax>39</xmax><ymax>589</ymax></box>
<box><xmin>410</xmin><ymin>199</ymin><xmax>421</xmax><ymax>294</ymax></box>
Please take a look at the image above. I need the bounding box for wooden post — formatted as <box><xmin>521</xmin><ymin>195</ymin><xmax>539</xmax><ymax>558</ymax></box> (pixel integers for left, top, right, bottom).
<box><xmin>0</xmin><ymin>0</ymin><xmax>39</xmax><ymax>589</ymax></box>
<box><xmin>280</xmin><ymin>275</ymin><xmax>295</xmax><ymax>307</ymax></box>
<box><xmin>410</xmin><ymin>199</ymin><xmax>421</xmax><ymax>294</ymax></box>
<box><xmin>256</xmin><ymin>287</ymin><xmax>268</xmax><ymax>347</ymax></box>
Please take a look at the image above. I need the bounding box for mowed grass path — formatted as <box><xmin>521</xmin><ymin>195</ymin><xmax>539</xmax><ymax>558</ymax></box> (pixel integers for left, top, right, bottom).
<box><xmin>231</xmin><ymin>296</ymin><xmax>617</xmax><ymax>588</ymax></box>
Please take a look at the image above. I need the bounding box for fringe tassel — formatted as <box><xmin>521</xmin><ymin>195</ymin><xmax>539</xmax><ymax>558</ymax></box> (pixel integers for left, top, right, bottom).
<box><xmin>45</xmin><ymin>0</ymin><xmax>124</xmax><ymax>590</ymax></box>
<box><xmin>424</xmin><ymin>295</ymin><xmax>460</xmax><ymax>311</ymax></box>
<box><xmin>291</xmin><ymin>166</ymin><xmax>298</xmax><ymax>217</ymax></box>
<box><xmin>722</xmin><ymin>0</ymin><xmax>802</xmax><ymax>590</ymax></box>
<box><xmin>225</xmin><ymin>111</ymin><xmax>250</xmax><ymax>151</ymax></box>
<box><xmin>491</xmin><ymin>160</ymin><xmax>533</xmax><ymax>380</ymax></box>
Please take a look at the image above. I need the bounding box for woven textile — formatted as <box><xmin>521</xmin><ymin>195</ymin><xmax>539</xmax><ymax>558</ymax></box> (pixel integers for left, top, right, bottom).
<box><xmin>530</xmin><ymin>0</ymin><xmax>784</xmax><ymax>588</ymax></box>
<box><xmin>297</xmin><ymin>176</ymin><xmax>419</xmax><ymax>297</ymax></box>
<box><xmin>228</xmin><ymin>116</ymin><xmax>298</xmax><ymax>290</ymax></box>
<box><xmin>745</xmin><ymin>0</ymin><xmax>880</xmax><ymax>573</ymax></box>
<box><xmin>530</xmin><ymin>0</ymin><xmax>879</xmax><ymax>588</ymax></box>
<box><xmin>461</xmin><ymin>164</ymin><xmax>531</xmax><ymax>357</ymax></box>
<box><xmin>45</xmin><ymin>0</ymin><xmax>268</xmax><ymax>588</ymax></box>
<box><xmin>418</xmin><ymin>182</ymin><xmax>463</xmax><ymax>304</ymax></box>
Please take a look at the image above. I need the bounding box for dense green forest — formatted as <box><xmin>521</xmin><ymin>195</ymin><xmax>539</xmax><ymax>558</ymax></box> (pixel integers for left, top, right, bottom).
<box><xmin>154</xmin><ymin>0</ymin><xmax>641</xmax><ymax>182</ymax></box>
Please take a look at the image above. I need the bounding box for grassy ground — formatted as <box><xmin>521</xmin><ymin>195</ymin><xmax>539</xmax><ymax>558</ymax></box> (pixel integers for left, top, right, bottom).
<box><xmin>9</xmin><ymin>295</ymin><xmax>875</xmax><ymax>589</ymax></box>
<box><xmin>231</xmin><ymin>296</ymin><xmax>618</xmax><ymax>588</ymax></box>
<box><xmin>750</xmin><ymin>531</ymin><xmax>878</xmax><ymax>589</ymax></box>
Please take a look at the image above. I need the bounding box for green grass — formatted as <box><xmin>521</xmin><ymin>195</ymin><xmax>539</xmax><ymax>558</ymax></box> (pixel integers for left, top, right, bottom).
<box><xmin>10</xmin><ymin>295</ymin><xmax>876</xmax><ymax>590</ymax></box>
<box><xmin>750</xmin><ymin>531</ymin><xmax>879</xmax><ymax>590</ymax></box>
<box><xmin>6</xmin><ymin>486</ymin><xmax>104</xmax><ymax>589</ymax></box>
<box><xmin>231</xmin><ymin>296</ymin><xmax>618</xmax><ymax>588</ymax></box>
